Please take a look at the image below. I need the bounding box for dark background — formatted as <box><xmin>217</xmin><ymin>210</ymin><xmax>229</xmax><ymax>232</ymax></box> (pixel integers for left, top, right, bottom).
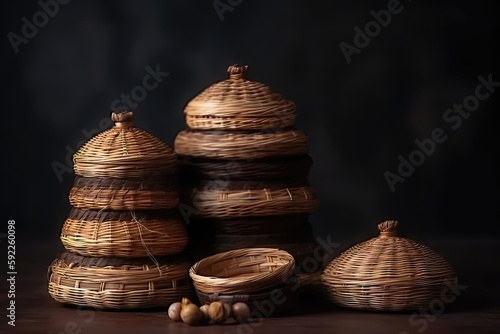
<box><xmin>1</xmin><ymin>0</ymin><xmax>499</xmax><ymax>246</ymax></box>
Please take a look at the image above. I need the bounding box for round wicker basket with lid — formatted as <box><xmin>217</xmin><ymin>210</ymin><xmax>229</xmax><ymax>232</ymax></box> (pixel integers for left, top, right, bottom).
<box><xmin>74</xmin><ymin>111</ymin><xmax>176</xmax><ymax>178</ymax></box>
<box><xmin>71</xmin><ymin>111</ymin><xmax>178</xmax><ymax>210</ymax></box>
<box><xmin>322</xmin><ymin>220</ymin><xmax>457</xmax><ymax>311</ymax></box>
<box><xmin>184</xmin><ymin>64</ymin><xmax>296</xmax><ymax>131</ymax></box>
<box><xmin>175</xmin><ymin>65</ymin><xmax>309</xmax><ymax>160</ymax></box>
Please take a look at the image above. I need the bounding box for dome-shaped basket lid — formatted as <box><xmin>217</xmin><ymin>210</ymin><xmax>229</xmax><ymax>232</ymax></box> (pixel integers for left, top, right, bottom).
<box><xmin>73</xmin><ymin>111</ymin><xmax>176</xmax><ymax>178</ymax></box>
<box><xmin>322</xmin><ymin>220</ymin><xmax>457</xmax><ymax>311</ymax></box>
<box><xmin>184</xmin><ymin>65</ymin><xmax>296</xmax><ymax>130</ymax></box>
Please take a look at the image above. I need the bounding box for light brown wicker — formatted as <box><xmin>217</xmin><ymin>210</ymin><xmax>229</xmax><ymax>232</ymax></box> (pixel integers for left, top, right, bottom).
<box><xmin>73</xmin><ymin>111</ymin><xmax>176</xmax><ymax>178</ymax></box>
<box><xmin>175</xmin><ymin>129</ymin><xmax>308</xmax><ymax>160</ymax></box>
<box><xmin>68</xmin><ymin>187</ymin><xmax>179</xmax><ymax>211</ymax></box>
<box><xmin>321</xmin><ymin>220</ymin><xmax>457</xmax><ymax>312</ymax></box>
<box><xmin>47</xmin><ymin>252</ymin><xmax>192</xmax><ymax>309</ymax></box>
<box><xmin>60</xmin><ymin>208</ymin><xmax>188</xmax><ymax>257</ymax></box>
<box><xmin>189</xmin><ymin>248</ymin><xmax>295</xmax><ymax>295</ymax></box>
<box><xmin>68</xmin><ymin>175</ymin><xmax>179</xmax><ymax>210</ymax></box>
<box><xmin>185</xmin><ymin>186</ymin><xmax>318</xmax><ymax>218</ymax></box>
<box><xmin>184</xmin><ymin>65</ymin><xmax>296</xmax><ymax>131</ymax></box>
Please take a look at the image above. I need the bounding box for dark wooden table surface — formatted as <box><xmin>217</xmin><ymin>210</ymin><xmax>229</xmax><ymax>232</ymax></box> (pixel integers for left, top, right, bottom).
<box><xmin>4</xmin><ymin>237</ymin><xmax>500</xmax><ymax>334</ymax></box>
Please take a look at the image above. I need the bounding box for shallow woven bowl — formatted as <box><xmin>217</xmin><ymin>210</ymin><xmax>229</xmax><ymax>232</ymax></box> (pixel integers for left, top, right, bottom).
<box><xmin>47</xmin><ymin>252</ymin><xmax>192</xmax><ymax>309</ymax></box>
<box><xmin>189</xmin><ymin>248</ymin><xmax>295</xmax><ymax>295</ymax></box>
<box><xmin>60</xmin><ymin>208</ymin><xmax>188</xmax><ymax>258</ymax></box>
<box><xmin>321</xmin><ymin>220</ymin><xmax>457</xmax><ymax>312</ymax></box>
<box><xmin>178</xmin><ymin>155</ymin><xmax>313</xmax><ymax>181</ymax></box>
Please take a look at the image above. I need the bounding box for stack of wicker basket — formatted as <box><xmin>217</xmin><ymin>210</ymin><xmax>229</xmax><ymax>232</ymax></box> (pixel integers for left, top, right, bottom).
<box><xmin>175</xmin><ymin>65</ymin><xmax>321</xmax><ymax>286</ymax></box>
<box><xmin>47</xmin><ymin>111</ymin><xmax>192</xmax><ymax>309</ymax></box>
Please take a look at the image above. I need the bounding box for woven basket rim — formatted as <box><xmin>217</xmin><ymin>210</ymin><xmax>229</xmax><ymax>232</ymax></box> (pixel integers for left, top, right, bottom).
<box><xmin>189</xmin><ymin>248</ymin><xmax>295</xmax><ymax>295</ymax></box>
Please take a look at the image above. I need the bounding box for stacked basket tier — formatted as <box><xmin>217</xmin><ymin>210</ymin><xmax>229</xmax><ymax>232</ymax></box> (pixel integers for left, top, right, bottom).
<box><xmin>48</xmin><ymin>252</ymin><xmax>192</xmax><ymax>309</ymax></box>
<box><xmin>61</xmin><ymin>208</ymin><xmax>188</xmax><ymax>258</ymax></box>
<box><xmin>174</xmin><ymin>65</ymin><xmax>323</xmax><ymax>295</ymax></box>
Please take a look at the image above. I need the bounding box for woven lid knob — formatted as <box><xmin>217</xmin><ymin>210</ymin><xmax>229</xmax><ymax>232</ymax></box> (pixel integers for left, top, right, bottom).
<box><xmin>227</xmin><ymin>64</ymin><xmax>248</xmax><ymax>80</ymax></box>
<box><xmin>377</xmin><ymin>220</ymin><xmax>399</xmax><ymax>237</ymax></box>
<box><xmin>111</xmin><ymin>111</ymin><xmax>133</xmax><ymax>128</ymax></box>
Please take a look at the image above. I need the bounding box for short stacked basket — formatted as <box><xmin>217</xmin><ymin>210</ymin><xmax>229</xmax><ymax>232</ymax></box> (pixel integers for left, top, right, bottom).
<box><xmin>175</xmin><ymin>65</ymin><xmax>321</xmax><ymax>289</ymax></box>
<box><xmin>48</xmin><ymin>111</ymin><xmax>192</xmax><ymax>309</ymax></box>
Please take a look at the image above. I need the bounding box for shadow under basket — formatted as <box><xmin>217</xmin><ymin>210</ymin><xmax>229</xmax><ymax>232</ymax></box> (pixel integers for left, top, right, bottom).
<box><xmin>47</xmin><ymin>252</ymin><xmax>192</xmax><ymax>309</ymax></box>
<box><xmin>196</xmin><ymin>284</ymin><xmax>298</xmax><ymax>315</ymax></box>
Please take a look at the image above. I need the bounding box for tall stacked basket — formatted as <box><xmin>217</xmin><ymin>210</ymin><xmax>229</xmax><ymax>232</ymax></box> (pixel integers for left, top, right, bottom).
<box><xmin>47</xmin><ymin>111</ymin><xmax>192</xmax><ymax>309</ymax></box>
<box><xmin>175</xmin><ymin>65</ymin><xmax>322</xmax><ymax>289</ymax></box>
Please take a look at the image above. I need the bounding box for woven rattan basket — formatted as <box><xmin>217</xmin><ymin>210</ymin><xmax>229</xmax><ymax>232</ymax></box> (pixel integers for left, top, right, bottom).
<box><xmin>47</xmin><ymin>252</ymin><xmax>192</xmax><ymax>309</ymax></box>
<box><xmin>73</xmin><ymin>111</ymin><xmax>176</xmax><ymax>178</ymax></box>
<box><xmin>60</xmin><ymin>208</ymin><xmax>188</xmax><ymax>258</ymax></box>
<box><xmin>322</xmin><ymin>220</ymin><xmax>457</xmax><ymax>312</ymax></box>
<box><xmin>189</xmin><ymin>248</ymin><xmax>295</xmax><ymax>295</ymax></box>
<box><xmin>175</xmin><ymin>128</ymin><xmax>308</xmax><ymax>160</ymax></box>
<box><xmin>185</xmin><ymin>186</ymin><xmax>318</xmax><ymax>218</ymax></box>
<box><xmin>183</xmin><ymin>65</ymin><xmax>296</xmax><ymax>131</ymax></box>
<box><xmin>69</xmin><ymin>176</ymin><xmax>179</xmax><ymax>210</ymax></box>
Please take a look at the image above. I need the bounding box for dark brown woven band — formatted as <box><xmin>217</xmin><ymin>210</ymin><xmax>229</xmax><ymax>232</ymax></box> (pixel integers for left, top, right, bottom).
<box><xmin>72</xmin><ymin>175</ymin><xmax>178</xmax><ymax>191</ymax></box>
<box><xmin>55</xmin><ymin>251</ymin><xmax>188</xmax><ymax>267</ymax></box>
<box><xmin>184</xmin><ymin>177</ymin><xmax>311</xmax><ymax>191</ymax></box>
<box><xmin>184</xmin><ymin>126</ymin><xmax>297</xmax><ymax>135</ymax></box>
<box><xmin>67</xmin><ymin>207</ymin><xmax>182</xmax><ymax>222</ymax></box>
<box><xmin>212</xmin><ymin>230</ymin><xmax>314</xmax><ymax>247</ymax></box>
<box><xmin>188</xmin><ymin>215</ymin><xmax>309</xmax><ymax>234</ymax></box>
<box><xmin>179</xmin><ymin>155</ymin><xmax>312</xmax><ymax>180</ymax></box>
